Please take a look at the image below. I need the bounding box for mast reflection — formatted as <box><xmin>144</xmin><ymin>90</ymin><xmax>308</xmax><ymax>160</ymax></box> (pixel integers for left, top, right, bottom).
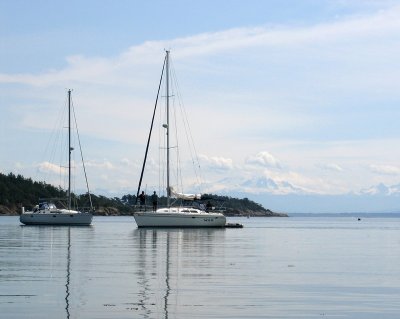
<box><xmin>164</xmin><ymin>232</ymin><xmax>170</xmax><ymax>319</ymax></box>
<box><xmin>65</xmin><ymin>227</ymin><xmax>71</xmax><ymax>319</ymax></box>
<box><xmin>136</xmin><ymin>229</ymin><xmax>153</xmax><ymax>318</ymax></box>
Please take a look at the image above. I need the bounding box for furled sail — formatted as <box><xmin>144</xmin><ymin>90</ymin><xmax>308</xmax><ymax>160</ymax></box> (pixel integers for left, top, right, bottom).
<box><xmin>168</xmin><ymin>186</ymin><xmax>201</xmax><ymax>201</ymax></box>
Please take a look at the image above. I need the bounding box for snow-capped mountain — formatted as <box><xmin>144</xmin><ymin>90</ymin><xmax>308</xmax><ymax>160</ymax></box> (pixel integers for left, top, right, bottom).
<box><xmin>239</xmin><ymin>176</ymin><xmax>306</xmax><ymax>194</ymax></box>
<box><xmin>359</xmin><ymin>183</ymin><xmax>400</xmax><ymax>196</ymax></box>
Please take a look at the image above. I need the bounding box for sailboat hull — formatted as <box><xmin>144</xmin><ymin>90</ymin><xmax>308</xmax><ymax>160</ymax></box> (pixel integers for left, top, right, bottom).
<box><xmin>20</xmin><ymin>212</ymin><xmax>93</xmax><ymax>226</ymax></box>
<box><xmin>133</xmin><ymin>211</ymin><xmax>226</xmax><ymax>228</ymax></box>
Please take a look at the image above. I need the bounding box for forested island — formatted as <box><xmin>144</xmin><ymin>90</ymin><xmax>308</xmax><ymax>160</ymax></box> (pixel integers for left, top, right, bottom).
<box><xmin>0</xmin><ymin>172</ymin><xmax>287</xmax><ymax>217</ymax></box>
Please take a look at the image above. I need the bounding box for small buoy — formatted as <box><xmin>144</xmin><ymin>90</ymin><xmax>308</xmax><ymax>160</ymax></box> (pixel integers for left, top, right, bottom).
<box><xmin>358</xmin><ymin>218</ymin><xmax>361</xmax><ymax>221</ymax></box>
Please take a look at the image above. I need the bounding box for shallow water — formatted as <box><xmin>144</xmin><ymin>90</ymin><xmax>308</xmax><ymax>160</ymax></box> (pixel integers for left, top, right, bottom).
<box><xmin>1</xmin><ymin>216</ymin><xmax>400</xmax><ymax>318</ymax></box>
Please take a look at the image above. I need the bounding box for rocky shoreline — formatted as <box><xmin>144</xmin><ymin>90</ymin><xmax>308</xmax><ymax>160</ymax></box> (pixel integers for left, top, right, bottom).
<box><xmin>222</xmin><ymin>209</ymin><xmax>288</xmax><ymax>217</ymax></box>
<box><xmin>1</xmin><ymin>204</ymin><xmax>288</xmax><ymax>217</ymax></box>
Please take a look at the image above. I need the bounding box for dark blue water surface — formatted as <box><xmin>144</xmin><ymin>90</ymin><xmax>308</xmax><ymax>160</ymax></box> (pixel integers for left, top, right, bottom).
<box><xmin>1</xmin><ymin>216</ymin><xmax>400</xmax><ymax>318</ymax></box>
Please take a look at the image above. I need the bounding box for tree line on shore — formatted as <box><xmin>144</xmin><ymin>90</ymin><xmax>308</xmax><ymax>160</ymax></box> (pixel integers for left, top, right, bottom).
<box><xmin>0</xmin><ymin>172</ymin><xmax>286</xmax><ymax>216</ymax></box>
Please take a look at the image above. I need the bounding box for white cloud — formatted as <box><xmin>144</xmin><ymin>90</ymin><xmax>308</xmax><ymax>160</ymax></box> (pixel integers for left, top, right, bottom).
<box><xmin>369</xmin><ymin>164</ymin><xmax>400</xmax><ymax>175</ymax></box>
<box><xmin>120</xmin><ymin>158</ymin><xmax>130</xmax><ymax>166</ymax></box>
<box><xmin>246</xmin><ymin>151</ymin><xmax>281</xmax><ymax>169</ymax></box>
<box><xmin>37</xmin><ymin>161</ymin><xmax>66</xmax><ymax>175</ymax></box>
<box><xmin>199</xmin><ymin>154</ymin><xmax>234</xmax><ymax>170</ymax></box>
<box><xmin>85</xmin><ymin>160</ymin><xmax>114</xmax><ymax>170</ymax></box>
<box><xmin>316</xmin><ymin>163</ymin><xmax>344</xmax><ymax>172</ymax></box>
<box><xmin>120</xmin><ymin>158</ymin><xmax>136</xmax><ymax>167</ymax></box>
<box><xmin>2</xmin><ymin>5</ymin><xmax>400</xmax><ymax>87</ymax></box>
<box><xmin>3</xmin><ymin>5</ymin><xmax>400</xmax><ymax>148</ymax></box>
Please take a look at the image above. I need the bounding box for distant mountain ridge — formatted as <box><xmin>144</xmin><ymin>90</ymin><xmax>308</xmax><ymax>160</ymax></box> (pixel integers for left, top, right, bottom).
<box><xmin>358</xmin><ymin>183</ymin><xmax>400</xmax><ymax>196</ymax></box>
<box><xmin>216</xmin><ymin>175</ymin><xmax>400</xmax><ymax>198</ymax></box>
<box><xmin>209</xmin><ymin>176</ymin><xmax>400</xmax><ymax>213</ymax></box>
<box><xmin>239</xmin><ymin>176</ymin><xmax>304</xmax><ymax>194</ymax></box>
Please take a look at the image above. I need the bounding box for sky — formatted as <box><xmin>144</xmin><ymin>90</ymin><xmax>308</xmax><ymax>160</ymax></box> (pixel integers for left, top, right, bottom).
<box><xmin>2</xmin><ymin>0</ymin><xmax>400</xmax><ymax>212</ymax></box>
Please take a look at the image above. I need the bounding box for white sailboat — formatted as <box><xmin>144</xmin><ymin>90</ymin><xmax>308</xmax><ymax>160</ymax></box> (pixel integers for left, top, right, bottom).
<box><xmin>20</xmin><ymin>90</ymin><xmax>93</xmax><ymax>226</ymax></box>
<box><xmin>133</xmin><ymin>51</ymin><xmax>226</xmax><ymax>227</ymax></box>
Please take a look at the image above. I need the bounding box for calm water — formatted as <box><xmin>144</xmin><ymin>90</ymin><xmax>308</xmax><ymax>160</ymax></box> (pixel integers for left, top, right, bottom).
<box><xmin>1</xmin><ymin>216</ymin><xmax>400</xmax><ymax>319</ymax></box>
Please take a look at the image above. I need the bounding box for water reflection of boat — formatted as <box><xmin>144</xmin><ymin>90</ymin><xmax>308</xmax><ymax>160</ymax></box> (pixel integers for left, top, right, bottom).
<box><xmin>133</xmin><ymin>228</ymin><xmax>226</xmax><ymax>318</ymax></box>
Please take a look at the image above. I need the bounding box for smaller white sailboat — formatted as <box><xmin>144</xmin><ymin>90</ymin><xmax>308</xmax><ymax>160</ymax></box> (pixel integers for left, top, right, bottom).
<box><xmin>20</xmin><ymin>90</ymin><xmax>93</xmax><ymax>226</ymax></box>
<box><xmin>20</xmin><ymin>202</ymin><xmax>92</xmax><ymax>226</ymax></box>
<box><xmin>133</xmin><ymin>51</ymin><xmax>226</xmax><ymax>227</ymax></box>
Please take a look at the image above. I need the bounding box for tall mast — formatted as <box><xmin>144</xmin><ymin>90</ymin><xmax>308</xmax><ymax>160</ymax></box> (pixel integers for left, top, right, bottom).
<box><xmin>68</xmin><ymin>89</ymin><xmax>72</xmax><ymax>210</ymax></box>
<box><xmin>166</xmin><ymin>51</ymin><xmax>171</xmax><ymax>207</ymax></box>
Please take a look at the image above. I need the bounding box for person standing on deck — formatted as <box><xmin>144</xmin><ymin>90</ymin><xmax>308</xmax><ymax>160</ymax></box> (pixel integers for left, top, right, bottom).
<box><xmin>138</xmin><ymin>191</ymin><xmax>146</xmax><ymax>210</ymax></box>
<box><xmin>151</xmin><ymin>191</ymin><xmax>158</xmax><ymax>212</ymax></box>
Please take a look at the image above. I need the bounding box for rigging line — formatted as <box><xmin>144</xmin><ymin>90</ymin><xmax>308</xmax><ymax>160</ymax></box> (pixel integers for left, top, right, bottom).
<box><xmin>58</xmin><ymin>98</ymin><xmax>69</xmax><ymax>193</ymax></box>
<box><xmin>159</xmin><ymin>79</ymin><xmax>168</xmax><ymax>198</ymax></box>
<box><xmin>170</xmin><ymin>59</ymin><xmax>201</xmax><ymax>175</ymax></box>
<box><xmin>59</xmin><ymin>95</ymin><xmax>69</xmax><ymax>196</ymax></box>
<box><xmin>71</xmin><ymin>98</ymin><xmax>93</xmax><ymax>211</ymax></box>
<box><xmin>172</xmin><ymin>94</ymin><xmax>184</xmax><ymax>195</ymax></box>
<box><xmin>62</xmin><ymin>122</ymin><xmax>69</xmax><ymax>195</ymax></box>
<box><xmin>158</xmin><ymin>88</ymin><xmax>167</xmax><ymax>198</ymax></box>
<box><xmin>160</xmin><ymin>91</ymin><xmax>166</xmax><ymax>197</ymax></box>
<box><xmin>37</xmin><ymin>94</ymin><xmax>66</xmax><ymax>183</ymax></box>
<box><xmin>53</xmin><ymin>103</ymin><xmax>64</xmax><ymax>189</ymax></box>
<box><xmin>170</xmin><ymin>59</ymin><xmax>203</xmax><ymax>191</ymax></box>
<box><xmin>70</xmin><ymin>104</ymin><xmax>76</xmax><ymax>208</ymax></box>
<box><xmin>158</xmin><ymin>92</ymin><xmax>163</xmax><ymax>197</ymax></box>
<box><xmin>158</xmin><ymin>100</ymin><xmax>162</xmax><ymax>197</ymax></box>
<box><xmin>179</xmin><ymin>95</ymin><xmax>202</xmax><ymax>186</ymax></box>
<box><xmin>172</xmin><ymin>83</ymin><xmax>183</xmax><ymax>196</ymax></box>
<box><xmin>136</xmin><ymin>54</ymin><xmax>167</xmax><ymax>204</ymax></box>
